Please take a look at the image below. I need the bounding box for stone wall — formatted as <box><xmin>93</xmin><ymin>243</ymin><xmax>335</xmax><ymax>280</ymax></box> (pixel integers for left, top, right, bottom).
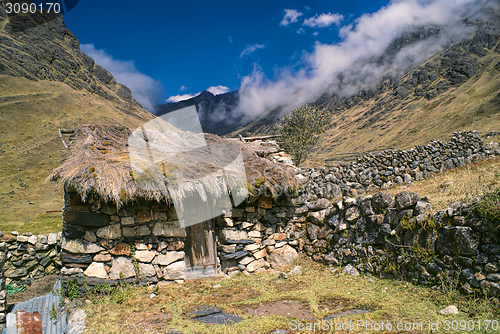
<box><xmin>0</xmin><ymin>249</ymin><xmax>6</xmax><ymax>324</ymax></box>
<box><xmin>295</xmin><ymin>131</ymin><xmax>499</xmax><ymax>200</ymax></box>
<box><xmin>291</xmin><ymin>191</ymin><xmax>500</xmax><ymax>296</ymax></box>
<box><xmin>0</xmin><ymin>231</ymin><xmax>61</xmax><ymax>289</ymax></box>
<box><xmin>60</xmin><ymin>191</ymin><xmax>189</xmax><ymax>290</ymax></box>
<box><xmin>59</xmin><ymin>190</ymin><xmax>303</xmax><ymax>291</ymax></box>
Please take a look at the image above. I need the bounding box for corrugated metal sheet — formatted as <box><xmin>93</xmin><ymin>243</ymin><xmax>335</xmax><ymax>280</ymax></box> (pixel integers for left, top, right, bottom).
<box><xmin>2</xmin><ymin>279</ymin><xmax>67</xmax><ymax>334</ymax></box>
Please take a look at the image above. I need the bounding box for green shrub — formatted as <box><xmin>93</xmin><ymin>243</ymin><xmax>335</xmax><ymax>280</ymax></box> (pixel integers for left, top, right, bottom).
<box><xmin>470</xmin><ymin>187</ymin><xmax>500</xmax><ymax>225</ymax></box>
<box><xmin>274</xmin><ymin>105</ymin><xmax>331</xmax><ymax>166</ymax></box>
<box><xmin>66</xmin><ymin>278</ymin><xmax>81</xmax><ymax>300</ymax></box>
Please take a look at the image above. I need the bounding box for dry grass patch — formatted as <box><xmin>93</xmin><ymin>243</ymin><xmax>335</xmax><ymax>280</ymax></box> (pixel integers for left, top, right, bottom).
<box><xmin>81</xmin><ymin>256</ymin><xmax>499</xmax><ymax>334</ymax></box>
<box><xmin>369</xmin><ymin>157</ymin><xmax>500</xmax><ymax>212</ymax></box>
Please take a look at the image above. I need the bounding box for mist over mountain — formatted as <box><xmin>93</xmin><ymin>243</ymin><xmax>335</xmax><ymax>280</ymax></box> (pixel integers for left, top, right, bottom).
<box><xmin>159</xmin><ymin>0</ymin><xmax>500</xmax><ymax>141</ymax></box>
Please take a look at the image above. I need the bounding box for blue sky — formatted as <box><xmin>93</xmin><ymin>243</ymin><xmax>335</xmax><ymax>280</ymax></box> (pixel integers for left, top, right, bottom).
<box><xmin>62</xmin><ymin>0</ymin><xmax>481</xmax><ymax>116</ymax></box>
<box><xmin>63</xmin><ymin>0</ymin><xmax>391</xmax><ymax>108</ymax></box>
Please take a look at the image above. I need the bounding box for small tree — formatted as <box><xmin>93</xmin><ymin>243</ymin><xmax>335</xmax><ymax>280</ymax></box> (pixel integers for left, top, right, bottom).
<box><xmin>274</xmin><ymin>105</ymin><xmax>331</xmax><ymax>166</ymax></box>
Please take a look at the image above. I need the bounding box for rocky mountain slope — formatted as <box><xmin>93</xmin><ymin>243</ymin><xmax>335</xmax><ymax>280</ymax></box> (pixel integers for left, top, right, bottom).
<box><xmin>233</xmin><ymin>8</ymin><xmax>500</xmax><ymax>164</ymax></box>
<box><xmin>156</xmin><ymin>89</ymin><xmax>241</xmax><ymax>135</ymax></box>
<box><xmin>0</xmin><ymin>0</ymin><xmax>155</xmax><ymax>228</ymax></box>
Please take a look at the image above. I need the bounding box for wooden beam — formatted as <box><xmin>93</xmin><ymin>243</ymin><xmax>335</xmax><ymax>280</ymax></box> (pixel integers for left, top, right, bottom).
<box><xmin>58</xmin><ymin>128</ymin><xmax>68</xmax><ymax>148</ymax></box>
<box><xmin>241</xmin><ymin>134</ymin><xmax>281</xmax><ymax>141</ymax></box>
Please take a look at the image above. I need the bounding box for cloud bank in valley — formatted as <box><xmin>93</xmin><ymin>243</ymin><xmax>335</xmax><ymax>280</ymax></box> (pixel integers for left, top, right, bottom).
<box><xmin>235</xmin><ymin>0</ymin><xmax>483</xmax><ymax>122</ymax></box>
<box><xmin>81</xmin><ymin>44</ymin><xmax>163</xmax><ymax>112</ymax></box>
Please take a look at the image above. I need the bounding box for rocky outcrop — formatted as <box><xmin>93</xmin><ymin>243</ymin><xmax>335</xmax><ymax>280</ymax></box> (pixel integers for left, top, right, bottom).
<box><xmin>0</xmin><ymin>0</ymin><xmax>148</xmax><ymax>119</ymax></box>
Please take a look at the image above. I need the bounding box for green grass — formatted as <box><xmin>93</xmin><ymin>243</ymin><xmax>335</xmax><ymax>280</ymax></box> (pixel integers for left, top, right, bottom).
<box><xmin>80</xmin><ymin>256</ymin><xmax>500</xmax><ymax>334</ymax></box>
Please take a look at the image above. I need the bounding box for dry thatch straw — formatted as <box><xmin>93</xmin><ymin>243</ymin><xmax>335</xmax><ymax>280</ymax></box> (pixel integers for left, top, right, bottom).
<box><xmin>47</xmin><ymin>124</ymin><xmax>297</xmax><ymax>208</ymax></box>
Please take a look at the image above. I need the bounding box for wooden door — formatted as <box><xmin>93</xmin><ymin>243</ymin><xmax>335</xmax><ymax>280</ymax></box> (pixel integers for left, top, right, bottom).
<box><xmin>184</xmin><ymin>219</ymin><xmax>218</xmax><ymax>279</ymax></box>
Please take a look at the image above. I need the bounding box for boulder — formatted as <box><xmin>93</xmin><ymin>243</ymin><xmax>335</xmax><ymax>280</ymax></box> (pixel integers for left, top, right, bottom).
<box><xmin>395</xmin><ymin>191</ymin><xmax>420</xmax><ymax>210</ymax></box>
<box><xmin>435</xmin><ymin>226</ymin><xmax>479</xmax><ymax>256</ymax></box>
<box><xmin>62</xmin><ymin>238</ymin><xmax>105</xmax><ymax>254</ymax></box>
<box><xmin>306</xmin><ymin>224</ymin><xmax>320</xmax><ymax>240</ymax></box>
<box><xmin>109</xmin><ymin>243</ymin><xmax>131</xmax><ymax>256</ymax></box>
<box><xmin>268</xmin><ymin>245</ymin><xmax>298</xmax><ymax>269</ymax></box>
<box><xmin>307</xmin><ymin>210</ymin><xmax>327</xmax><ymax>225</ymax></box>
<box><xmin>83</xmin><ymin>262</ymin><xmax>108</xmax><ymax>279</ymax></box>
<box><xmin>163</xmin><ymin>261</ymin><xmax>186</xmax><ymax>280</ymax></box>
<box><xmin>219</xmin><ymin>229</ymin><xmax>248</xmax><ymax>242</ymax></box>
<box><xmin>371</xmin><ymin>193</ymin><xmax>394</xmax><ymax>212</ymax></box>
<box><xmin>96</xmin><ymin>224</ymin><xmax>122</xmax><ymax>240</ymax></box>
<box><xmin>345</xmin><ymin>206</ymin><xmax>360</xmax><ymax>222</ymax></box>
<box><xmin>134</xmin><ymin>250</ymin><xmax>156</xmax><ymax>263</ymax></box>
<box><xmin>139</xmin><ymin>263</ymin><xmax>156</xmax><ymax>277</ymax></box>
<box><xmin>109</xmin><ymin>257</ymin><xmax>136</xmax><ymax>279</ymax></box>
<box><xmin>247</xmin><ymin>258</ymin><xmax>269</xmax><ymax>272</ymax></box>
<box><xmin>153</xmin><ymin>251</ymin><xmax>185</xmax><ymax>266</ymax></box>
<box><xmin>342</xmin><ymin>264</ymin><xmax>359</xmax><ymax>276</ymax></box>
<box><xmin>152</xmin><ymin>221</ymin><xmax>186</xmax><ymax>237</ymax></box>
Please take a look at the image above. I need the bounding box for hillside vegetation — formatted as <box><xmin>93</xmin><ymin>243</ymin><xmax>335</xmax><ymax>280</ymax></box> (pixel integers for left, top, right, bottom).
<box><xmin>0</xmin><ymin>2</ymin><xmax>154</xmax><ymax>231</ymax></box>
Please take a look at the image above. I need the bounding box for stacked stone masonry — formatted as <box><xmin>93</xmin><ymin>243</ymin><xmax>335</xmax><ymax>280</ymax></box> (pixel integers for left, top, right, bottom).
<box><xmin>293</xmin><ymin>191</ymin><xmax>500</xmax><ymax>296</ymax></box>
<box><xmin>0</xmin><ymin>247</ymin><xmax>6</xmax><ymax>324</ymax></box>
<box><xmin>59</xmin><ymin>192</ymin><xmax>189</xmax><ymax>291</ymax></box>
<box><xmin>0</xmin><ymin>231</ymin><xmax>61</xmax><ymax>288</ymax></box>
<box><xmin>295</xmin><ymin>131</ymin><xmax>499</xmax><ymax>200</ymax></box>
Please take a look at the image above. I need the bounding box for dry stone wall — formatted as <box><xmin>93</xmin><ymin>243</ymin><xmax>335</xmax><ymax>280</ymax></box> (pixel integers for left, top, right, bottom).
<box><xmin>0</xmin><ymin>231</ymin><xmax>61</xmax><ymax>288</ymax></box>
<box><xmin>59</xmin><ymin>192</ymin><xmax>188</xmax><ymax>291</ymax></box>
<box><xmin>0</xmin><ymin>249</ymin><xmax>6</xmax><ymax>324</ymax></box>
<box><xmin>291</xmin><ymin>191</ymin><xmax>500</xmax><ymax>296</ymax></box>
<box><xmin>295</xmin><ymin>131</ymin><xmax>499</xmax><ymax>200</ymax></box>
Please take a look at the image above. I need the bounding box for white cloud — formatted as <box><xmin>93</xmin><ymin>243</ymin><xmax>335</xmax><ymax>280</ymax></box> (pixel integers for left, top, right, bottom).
<box><xmin>228</xmin><ymin>36</ymin><xmax>233</xmax><ymax>44</ymax></box>
<box><xmin>179</xmin><ymin>85</ymin><xmax>188</xmax><ymax>91</ymax></box>
<box><xmin>296</xmin><ymin>28</ymin><xmax>305</xmax><ymax>35</ymax></box>
<box><xmin>240</xmin><ymin>44</ymin><xmax>266</xmax><ymax>58</ymax></box>
<box><xmin>312</xmin><ymin>31</ymin><xmax>319</xmax><ymax>36</ymax></box>
<box><xmin>207</xmin><ymin>85</ymin><xmax>230</xmax><ymax>95</ymax></box>
<box><xmin>280</xmin><ymin>9</ymin><xmax>303</xmax><ymax>26</ymax></box>
<box><xmin>235</xmin><ymin>0</ymin><xmax>482</xmax><ymax>122</ymax></box>
<box><xmin>166</xmin><ymin>93</ymin><xmax>200</xmax><ymax>103</ymax></box>
<box><xmin>80</xmin><ymin>44</ymin><xmax>162</xmax><ymax>112</ymax></box>
<box><xmin>303</xmin><ymin>12</ymin><xmax>343</xmax><ymax>28</ymax></box>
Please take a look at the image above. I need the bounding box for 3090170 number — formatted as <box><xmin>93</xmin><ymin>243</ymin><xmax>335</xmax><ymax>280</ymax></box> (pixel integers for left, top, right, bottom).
<box><xmin>5</xmin><ymin>2</ymin><xmax>61</xmax><ymax>14</ymax></box>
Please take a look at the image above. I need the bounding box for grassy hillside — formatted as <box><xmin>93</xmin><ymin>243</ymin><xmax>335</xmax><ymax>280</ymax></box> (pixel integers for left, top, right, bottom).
<box><xmin>233</xmin><ymin>20</ymin><xmax>500</xmax><ymax>166</ymax></box>
<box><xmin>310</xmin><ymin>50</ymin><xmax>500</xmax><ymax>165</ymax></box>
<box><xmin>0</xmin><ymin>1</ymin><xmax>158</xmax><ymax>232</ymax></box>
<box><xmin>0</xmin><ymin>76</ymin><xmax>154</xmax><ymax>234</ymax></box>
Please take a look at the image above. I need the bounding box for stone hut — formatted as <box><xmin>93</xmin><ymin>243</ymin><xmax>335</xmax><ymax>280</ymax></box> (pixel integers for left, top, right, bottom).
<box><xmin>48</xmin><ymin>124</ymin><xmax>297</xmax><ymax>289</ymax></box>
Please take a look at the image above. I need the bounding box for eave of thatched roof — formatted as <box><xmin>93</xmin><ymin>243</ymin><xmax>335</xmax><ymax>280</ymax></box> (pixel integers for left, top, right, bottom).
<box><xmin>47</xmin><ymin>124</ymin><xmax>297</xmax><ymax>208</ymax></box>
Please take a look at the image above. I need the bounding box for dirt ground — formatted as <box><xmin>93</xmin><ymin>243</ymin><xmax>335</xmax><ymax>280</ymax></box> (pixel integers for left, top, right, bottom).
<box><xmin>6</xmin><ymin>275</ymin><xmax>58</xmax><ymax>310</ymax></box>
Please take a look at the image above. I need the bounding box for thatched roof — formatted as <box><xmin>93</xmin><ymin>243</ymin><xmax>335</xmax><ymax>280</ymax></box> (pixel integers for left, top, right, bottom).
<box><xmin>48</xmin><ymin>124</ymin><xmax>297</xmax><ymax>208</ymax></box>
